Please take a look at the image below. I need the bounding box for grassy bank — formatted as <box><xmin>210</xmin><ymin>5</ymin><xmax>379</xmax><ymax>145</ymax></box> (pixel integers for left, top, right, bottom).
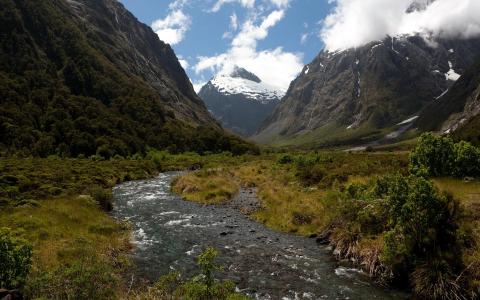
<box><xmin>0</xmin><ymin>153</ymin><xmax>254</xmax><ymax>299</ymax></box>
<box><xmin>172</xmin><ymin>149</ymin><xmax>480</xmax><ymax>298</ymax></box>
<box><xmin>0</xmin><ymin>156</ymin><xmax>160</xmax><ymax>298</ymax></box>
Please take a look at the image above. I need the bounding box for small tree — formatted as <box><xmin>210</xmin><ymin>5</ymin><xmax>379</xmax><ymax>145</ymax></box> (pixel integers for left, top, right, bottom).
<box><xmin>409</xmin><ymin>133</ymin><xmax>455</xmax><ymax>176</ymax></box>
<box><xmin>453</xmin><ymin>141</ymin><xmax>480</xmax><ymax>177</ymax></box>
<box><xmin>0</xmin><ymin>227</ymin><xmax>32</xmax><ymax>289</ymax></box>
<box><xmin>197</xmin><ymin>247</ymin><xmax>221</xmax><ymax>290</ymax></box>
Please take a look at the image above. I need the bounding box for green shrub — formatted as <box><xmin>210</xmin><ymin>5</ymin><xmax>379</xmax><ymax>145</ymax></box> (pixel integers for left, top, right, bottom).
<box><xmin>277</xmin><ymin>154</ymin><xmax>293</xmax><ymax>164</ymax></box>
<box><xmin>409</xmin><ymin>133</ymin><xmax>455</xmax><ymax>176</ymax></box>
<box><xmin>333</xmin><ymin>174</ymin><xmax>466</xmax><ymax>296</ymax></box>
<box><xmin>453</xmin><ymin>141</ymin><xmax>480</xmax><ymax>177</ymax></box>
<box><xmin>89</xmin><ymin>186</ymin><xmax>113</xmax><ymax>211</ymax></box>
<box><xmin>0</xmin><ymin>227</ymin><xmax>32</xmax><ymax>289</ymax></box>
<box><xmin>25</xmin><ymin>258</ymin><xmax>118</xmax><ymax>300</ymax></box>
<box><xmin>410</xmin><ymin>133</ymin><xmax>480</xmax><ymax>178</ymax></box>
<box><xmin>138</xmin><ymin>247</ymin><xmax>250</xmax><ymax>300</ymax></box>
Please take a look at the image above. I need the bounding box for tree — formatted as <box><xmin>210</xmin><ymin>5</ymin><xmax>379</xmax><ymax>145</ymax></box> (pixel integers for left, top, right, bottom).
<box><xmin>409</xmin><ymin>133</ymin><xmax>454</xmax><ymax>176</ymax></box>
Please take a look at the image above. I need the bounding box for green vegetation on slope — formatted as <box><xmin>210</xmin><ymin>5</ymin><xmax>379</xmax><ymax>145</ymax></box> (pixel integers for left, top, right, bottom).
<box><xmin>0</xmin><ymin>0</ymin><xmax>258</xmax><ymax>158</ymax></box>
<box><xmin>0</xmin><ymin>157</ymin><xmax>157</xmax><ymax>298</ymax></box>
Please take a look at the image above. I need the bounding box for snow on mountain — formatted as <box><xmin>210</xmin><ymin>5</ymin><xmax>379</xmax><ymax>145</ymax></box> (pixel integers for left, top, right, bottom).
<box><xmin>198</xmin><ymin>67</ymin><xmax>282</xmax><ymax>136</ymax></box>
<box><xmin>209</xmin><ymin>68</ymin><xmax>285</xmax><ymax>104</ymax></box>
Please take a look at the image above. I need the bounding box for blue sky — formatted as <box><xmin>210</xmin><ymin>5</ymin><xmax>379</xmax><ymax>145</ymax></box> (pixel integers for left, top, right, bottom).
<box><xmin>119</xmin><ymin>0</ymin><xmax>333</xmax><ymax>91</ymax></box>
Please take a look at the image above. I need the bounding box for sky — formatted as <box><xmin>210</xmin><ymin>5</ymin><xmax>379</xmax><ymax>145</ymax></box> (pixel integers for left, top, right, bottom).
<box><xmin>119</xmin><ymin>0</ymin><xmax>332</xmax><ymax>92</ymax></box>
<box><xmin>118</xmin><ymin>0</ymin><xmax>480</xmax><ymax>92</ymax></box>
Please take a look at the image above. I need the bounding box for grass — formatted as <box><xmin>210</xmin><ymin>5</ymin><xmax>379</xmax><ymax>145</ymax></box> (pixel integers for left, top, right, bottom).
<box><xmin>172</xmin><ymin>168</ymin><xmax>240</xmax><ymax>204</ymax></box>
<box><xmin>0</xmin><ymin>197</ymin><xmax>130</xmax><ymax>268</ymax></box>
<box><xmin>0</xmin><ymin>156</ymin><xmax>155</xmax><ymax>298</ymax></box>
<box><xmin>433</xmin><ymin>178</ymin><xmax>480</xmax><ymax>292</ymax></box>
<box><xmin>173</xmin><ymin>151</ymin><xmax>409</xmax><ymax>235</ymax></box>
<box><xmin>172</xmin><ymin>150</ymin><xmax>480</xmax><ymax>296</ymax></box>
<box><xmin>0</xmin><ymin>152</ymin><xmax>254</xmax><ymax>298</ymax></box>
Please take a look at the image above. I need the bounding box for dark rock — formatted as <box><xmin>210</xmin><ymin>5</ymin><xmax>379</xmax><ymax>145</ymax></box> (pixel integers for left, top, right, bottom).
<box><xmin>0</xmin><ymin>289</ymin><xmax>21</xmax><ymax>300</ymax></box>
<box><xmin>308</xmin><ymin>233</ymin><xmax>318</xmax><ymax>239</ymax></box>
<box><xmin>316</xmin><ymin>237</ymin><xmax>329</xmax><ymax>245</ymax></box>
<box><xmin>416</xmin><ymin>57</ymin><xmax>480</xmax><ymax>138</ymax></box>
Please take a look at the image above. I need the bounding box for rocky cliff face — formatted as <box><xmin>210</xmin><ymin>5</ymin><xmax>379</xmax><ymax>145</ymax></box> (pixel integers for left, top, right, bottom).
<box><xmin>416</xmin><ymin>57</ymin><xmax>480</xmax><ymax>144</ymax></box>
<box><xmin>255</xmin><ymin>35</ymin><xmax>480</xmax><ymax>147</ymax></box>
<box><xmin>64</xmin><ymin>0</ymin><xmax>214</xmax><ymax>125</ymax></box>
<box><xmin>198</xmin><ymin>67</ymin><xmax>282</xmax><ymax>136</ymax></box>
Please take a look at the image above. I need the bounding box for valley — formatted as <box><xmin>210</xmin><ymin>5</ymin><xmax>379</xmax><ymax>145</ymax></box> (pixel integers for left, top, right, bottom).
<box><xmin>1</xmin><ymin>0</ymin><xmax>480</xmax><ymax>299</ymax></box>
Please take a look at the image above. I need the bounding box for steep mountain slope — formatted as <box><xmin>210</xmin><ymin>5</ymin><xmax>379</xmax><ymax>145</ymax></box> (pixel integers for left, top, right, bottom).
<box><xmin>198</xmin><ymin>67</ymin><xmax>283</xmax><ymax>136</ymax></box>
<box><xmin>0</xmin><ymin>0</ymin><xmax>256</xmax><ymax>157</ymax></box>
<box><xmin>255</xmin><ymin>36</ymin><xmax>480</xmax><ymax>147</ymax></box>
<box><xmin>416</xmin><ymin>57</ymin><xmax>480</xmax><ymax>144</ymax></box>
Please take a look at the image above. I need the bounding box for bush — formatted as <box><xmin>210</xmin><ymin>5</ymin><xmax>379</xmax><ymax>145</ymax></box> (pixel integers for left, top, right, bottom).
<box><xmin>332</xmin><ymin>174</ymin><xmax>466</xmax><ymax>296</ymax></box>
<box><xmin>25</xmin><ymin>258</ymin><xmax>118</xmax><ymax>300</ymax></box>
<box><xmin>409</xmin><ymin>133</ymin><xmax>455</xmax><ymax>176</ymax></box>
<box><xmin>277</xmin><ymin>154</ymin><xmax>293</xmax><ymax>164</ymax></box>
<box><xmin>410</xmin><ymin>133</ymin><xmax>480</xmax><ymax>178</ymax></box>
<box><xmin>89</xmin><ymin>186</ymin><xmax>114</xmax><ymax>211</ymax></box>
<box><xmin>135</xmin><ymin>247</ymin><xmax>249</xmax><ymax>300</ymax></box>
<box><xmin>453</xmin><ymin>141</ymin><xmax>480</xmax><ymax>177</ymax></box>
<box><xmin>0</xmin><ymin>227</ymin><xmax>32</xmax><ymax>289</ymax></box>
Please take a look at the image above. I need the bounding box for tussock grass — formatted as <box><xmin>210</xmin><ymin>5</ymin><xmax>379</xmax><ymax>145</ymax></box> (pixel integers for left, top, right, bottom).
<box><xmin>433</xmin><ymin>178</ymin><xmax>480</xmax><ymax>296</ymax></box>
<box><xmin>171</xmin><ymin>151</ymin><xmax>480</xmax><ymax>297</ymax></box>
<box><xmin>172</xmin><ymin>169</ymin><xmax>240</xmax><ymax>204</ymax></box>
<box><xmin>0</xmin><ymin>196</ymin><xmax>131</xmax><ymax>298</ymax></box>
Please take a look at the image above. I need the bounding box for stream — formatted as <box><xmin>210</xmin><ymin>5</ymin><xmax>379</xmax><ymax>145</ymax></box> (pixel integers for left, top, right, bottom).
<box><xmin>112</xmin><ymin>172</ymin><xmax>408</xmax><ymax>300</ymax></box>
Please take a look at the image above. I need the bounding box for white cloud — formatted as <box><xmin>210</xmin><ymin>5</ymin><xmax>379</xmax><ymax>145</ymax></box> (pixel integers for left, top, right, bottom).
<box><xmin>321</xmin><ymin>0</ymin><xmax>480</xmax><ymax>51</ymax></box>
<box><xmin>210</xmin><ymin>0</ymin><xmax>290</xmax><ymax>12</ymax></box>
<box><xmin>151</xmin><ymin>9</ymin><xmax>191</xmax><ymax>45</ymax></box>
<box><xmin>268</xmin><ymin>0</ymin><xmax>291</xmax><ymax>8</ymax></box>
<box><xmin>178</xmin><ymin>56</ymin><xmax>190</xmax><ymax>70</ymax></box>
<box><xmin>168</xmin><ymin>0</ymin><xmax>189</xmax><ymax>10</ymax></box>
<box><xmin>211</xmin><ymin>0</ymin><xmax>255</xmax><ymax>12</ymax></box>
<box><xmin>192</xmin><ymin>80</ymin><xmax>207</xmax><ymax>93</ymax></box>
<box><xmin>194</xmin><ymin>9</ymin><xmax>303</xmax><ymax>91</ymax></box>
<box><xmin>230</xmin><ymin>13</ymin><xmax>239</xmax><ymax>31</ymax></box>
<box><xmin>300</xmin><ymin>33</ymin><xmax>309</xmax><ymax>44</ymax></box>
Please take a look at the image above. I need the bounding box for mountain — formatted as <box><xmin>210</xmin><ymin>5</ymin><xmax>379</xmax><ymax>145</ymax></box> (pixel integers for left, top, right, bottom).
<box><xmin>416</xmin><ymin>57</ymin><xmax>480</xmax><ymax>144</ymax></box>
<box><xmin>0</xmin><ymin>0</ymin><xmax>257</xmax><ymax>157</ymax></box>
<box><xmin>198</xmin><ymin>67</ymin><xmax>283</xmax><ymax>136</ymax></box>
<box><xmin>255</xmin><ymin>35</ymin><xmax>480</xmax><ymax>147</ymax></box>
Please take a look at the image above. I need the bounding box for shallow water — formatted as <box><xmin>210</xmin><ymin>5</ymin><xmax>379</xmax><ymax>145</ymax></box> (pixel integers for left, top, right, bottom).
<box><xmin>112</xmin><ymin>172</ymin><xmax>408</xmax><ymax>300</ymax></box>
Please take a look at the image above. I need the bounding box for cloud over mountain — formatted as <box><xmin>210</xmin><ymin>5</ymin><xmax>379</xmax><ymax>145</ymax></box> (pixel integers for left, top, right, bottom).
<box><xmin>321</xmin><ymin>0</ymin><xmax>480</xmax><ymax>51</ymax></box>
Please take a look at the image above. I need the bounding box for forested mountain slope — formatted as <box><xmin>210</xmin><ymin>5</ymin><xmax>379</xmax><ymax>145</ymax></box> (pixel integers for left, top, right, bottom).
<box><xmin>0</xmin><ymin>0</ymin><xmax>256</xmax><ymax>157</ymax></box>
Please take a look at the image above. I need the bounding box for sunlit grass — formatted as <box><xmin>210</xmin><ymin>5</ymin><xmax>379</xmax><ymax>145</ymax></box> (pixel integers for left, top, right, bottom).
<box><xmin>172</xmin><ymin>169</ymin><xmax>240</xmax><ymax>204</ymax></box>
<box><xmin>0</xmin><ymin>197</ymin><xmax>130</xmax><ymax>270</ymax></box>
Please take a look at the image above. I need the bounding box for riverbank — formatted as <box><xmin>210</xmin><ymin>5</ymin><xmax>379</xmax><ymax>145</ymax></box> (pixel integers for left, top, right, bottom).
<box><xmin>171</xmin><ymin>150</ymin><xmax>480</xmax><ymax>298</ymax></box>
<box><xmin>113</xmin><ymin>172</ymin><xmax>408</xmax><ymax>299</ymax></box>
<box><xmin>0</xmin><ymin>156</ymin><xmax>161</xmax><ymax>298</ymax></box>
<box><xmin>0</xmin><ymin>152</ymin><xmax>258</xmax><ymax>299</ymax></box>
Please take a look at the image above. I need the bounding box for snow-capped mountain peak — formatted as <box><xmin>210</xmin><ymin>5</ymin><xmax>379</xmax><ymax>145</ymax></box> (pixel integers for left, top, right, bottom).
<box><xmin>206</xmin><ymin>67</ymin><xmax>285</xmax><ymax>104</ymax></box>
